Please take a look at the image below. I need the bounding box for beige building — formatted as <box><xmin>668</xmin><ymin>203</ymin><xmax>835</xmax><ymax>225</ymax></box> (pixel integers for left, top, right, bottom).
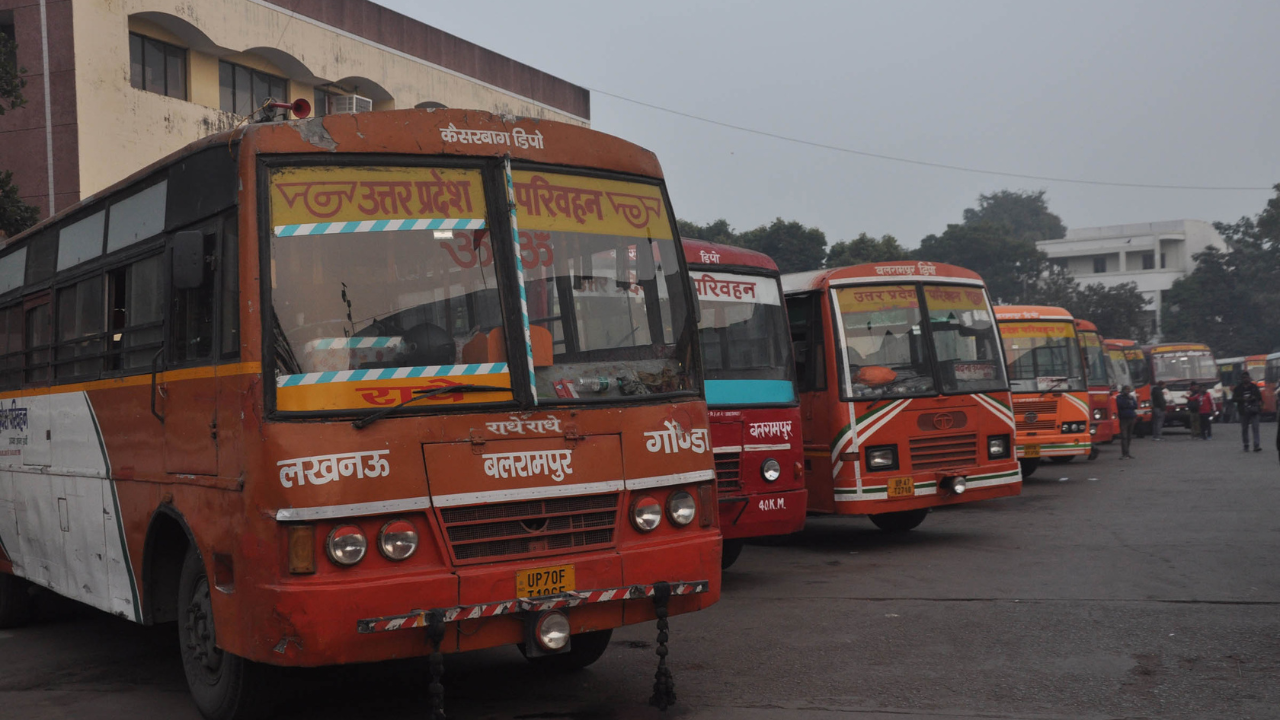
<box><xmin>0</xmin><ymin>0</ymin><xmax>589</xmax><ymax>225</ymax></box>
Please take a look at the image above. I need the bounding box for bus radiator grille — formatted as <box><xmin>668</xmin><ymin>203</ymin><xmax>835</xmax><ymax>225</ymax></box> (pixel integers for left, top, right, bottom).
<box><xmin>440</xmin><ymin>494</ymin><xmax>619</xmax><ymax>564</ymax></box>
<box><xmin>909</xmin><ymin>433</ymin><xmax>978</xmax><ymax>470</ymax></box>
<box><xmin>714</xmin><ymin>451</ymin><xmax>742</xmax><ymax>494</ymax></box>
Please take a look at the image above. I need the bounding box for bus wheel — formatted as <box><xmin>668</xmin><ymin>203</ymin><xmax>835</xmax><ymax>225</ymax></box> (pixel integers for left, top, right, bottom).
<box><xmin>0</xmin><ymin>573</ymin><xmax>35</xmax><ymax>628</ymax></box>
<box><xmin>523</xmin><ymin>629</ymin><xmax>613</xmax><ymax>672</ymax></box>
<box><xmin>869</xmin><ymin>509</ymin><xmax>929</xmax><ymax>533</ymax></box>
<box><xmin>1020</xmin><ymin>459</ymin><xmax>1040</xmax><ymax>477</ymax></box>
<box><xmin>179</xmin><ymin>548</ymin><xmax>271</xmax><ymax>720</ymax></box>
<box><xmin>1049</xmin><ymin>456</ymin><xmax>1074</xmax><ymax>464</ymax></box>
<box><xmin>721</xmin><ymin>539</ymin><xmax>746</xmax><ymax>570</ymax></box>
<box><xmin>1088</xmin><ymin>446</ymin><xmax>1100</xmax><ymax>461</ymax></box>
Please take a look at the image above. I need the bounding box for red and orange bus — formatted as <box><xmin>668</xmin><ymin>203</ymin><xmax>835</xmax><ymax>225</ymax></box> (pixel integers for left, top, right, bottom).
<box><xmin>1075</xmin><ymin>319</ymin><xmax>1118</xmax><ymax>449</ymax></box>
<box><xmin>1145</xmin><ymin>342</ymin><xmax>1218</xmax><ymax>428</ymax></box>
<box><xmin>783</xmin><ymin>262</ymin><xmax>1021</xmax><ymax>533</ymax></box>
<box><xmin>1264</xmin><ymin>353</ymin><xmax>1279</xmax><ymax>419</ymax></box>
<box><xmin>0</xmin><ymin>109</ymin><xmax>721</xmax><ymax>718</ymax></box>
<box><xmin>995</xmin><ymin>306</ymin><xmax>1091</xmax><ymax>476</ymax></box>
<box><xmin>1105</xmin><ymin>339</ymin><xmax>1152</xmax><ymax>434</ymax></box>
<box><xmin>684</xmin><ymin>240</ymin><xmax>806</xmax><ymax>567</ymax></box>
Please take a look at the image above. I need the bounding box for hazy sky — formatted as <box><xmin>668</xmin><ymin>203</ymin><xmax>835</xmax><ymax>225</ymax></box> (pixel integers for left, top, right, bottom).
<box><xmin>380</xmin><ymin>0</ymin><xmax>1280</xmax><ymax>248</ymax></box>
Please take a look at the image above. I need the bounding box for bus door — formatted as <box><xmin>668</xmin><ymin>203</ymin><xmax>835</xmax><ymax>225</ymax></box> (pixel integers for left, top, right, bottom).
<box><xmin>786</xmin><ymin>291</ymin><xmax>834</xmax><ymax>512</ymax></box>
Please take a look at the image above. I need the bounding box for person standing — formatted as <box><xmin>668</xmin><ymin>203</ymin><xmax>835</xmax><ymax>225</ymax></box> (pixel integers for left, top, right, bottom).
<box><xmin>1151</xmin><ymin>380</ymin><xmax>1167</xmax><ymax>441</ymax></box>
<box><xmin>1117</xmin><ymin>385</ymin><xmax>1137</xmax><ymax>459</ymax></box>
<box><xmin>1198</xmin><ymin>387</ymin><xmax>1215</xmax><ymax>439</ymax></box>
<box><xmin>1187</xmin><ymin>383</ymin><xmax>1202</xmax><ymax>439</ymax></box>
<box><xmin>1234</xmin><ymin>371</ymin><xmax>1263</xmax><ymax>452</ymax></box>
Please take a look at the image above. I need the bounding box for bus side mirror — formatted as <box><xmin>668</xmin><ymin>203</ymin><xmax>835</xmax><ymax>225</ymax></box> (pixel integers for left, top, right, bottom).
<box><xmin>172</xmin><ymin>231</ymin><xmax>205</xmax><ymax>290</ymax></box>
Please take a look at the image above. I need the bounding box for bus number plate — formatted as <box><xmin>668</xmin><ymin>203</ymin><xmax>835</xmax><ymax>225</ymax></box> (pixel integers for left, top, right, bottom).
<box><xmin>887</xmin><ymin>477</ymin><xmax>915</xmax><ymax>498</ymax></box>
<box><xmin>1023</xmin><ymin>445</ymin><xmax>1041</xmax><ymax>459</ymax></box>
<box><xmin>516</xmin><ymin>564</ymin><xmax>575</xmax><ymax>598</ymax></box>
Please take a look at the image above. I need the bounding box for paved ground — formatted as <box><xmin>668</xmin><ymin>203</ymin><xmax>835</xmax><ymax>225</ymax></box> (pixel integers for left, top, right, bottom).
<box><xmin>3</xmin><ymin>423</ymin><xmax>1279</xmax><ymax>720</ymax></box>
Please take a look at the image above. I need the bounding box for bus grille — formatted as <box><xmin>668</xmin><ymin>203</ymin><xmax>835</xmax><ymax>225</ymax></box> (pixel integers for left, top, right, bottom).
<box><xmin>714</xmin><ymin>451</ymin><xmax>742</xmax><ymax>494</ymax></box>
<box><xmin>439</xmin><ymin>494</ymin><xmax>619</xmax><ymax>564</ymax></box>
<box><xmin>909</xmin><ymin>433</ymin><xmax>978</xmax><ymax>470</ymax></box>
<box><xmin>1015</xmin><ymin>400</ymin><xmax>1058</xmax><ymax>431</ymax></box>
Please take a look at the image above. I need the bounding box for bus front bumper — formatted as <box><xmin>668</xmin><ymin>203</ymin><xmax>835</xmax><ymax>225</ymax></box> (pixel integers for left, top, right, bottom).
<box><xmin>718</xmin><ymin>487</ymin><xmax>808</xmax><ymax>540</ymax></box>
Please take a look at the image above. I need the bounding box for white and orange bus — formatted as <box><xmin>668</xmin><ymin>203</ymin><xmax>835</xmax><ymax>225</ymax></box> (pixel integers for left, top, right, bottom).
<box><xmin>683</xmin><ymin>240</ymin><xmax>807</xmax><ymax>568</ymax></box>
<box><xmin>783</xmin><ymin>262</ymin><xmax>1021</xmax><ymax>533</ymax></box>
<box><xmin>1145</xmin><ymin>342</ymin><xmax>1218</xmax><ymax>427</ymax></box>
<box><xmin>995</xmin><ymin>306</ymin><xmax>1091</xmax><ymax>476</ymax></box>
<box><xmin>0</xmin><ymin>109</ymin><xmax>721</xmax><ymax>719</ymax></box>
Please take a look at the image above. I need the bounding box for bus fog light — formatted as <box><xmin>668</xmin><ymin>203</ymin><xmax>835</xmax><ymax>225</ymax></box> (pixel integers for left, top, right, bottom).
<box><xmin>535</xmin><ymin>611</ymin><xmax>571</xmax><ymax>651</ymax></box>
<box><xmin>948</xmin><ymin>476</ymin><xmax>967</xmax><ymax>495</ymax></box>
<box><xmin>761</xmin><ymin>458</ymin><xmax>781</xmax><ymax>482</ymax></box>
<box><xmin>326</xmin><ymin>525</ymin><xmax>367</xmax><ymax>566</ymax></box>
<box><xmin>378</xmin><ymin>519</ymin><xmax>419</xmax><ymax>561</ymax></box>
<box><xmin>631</xmin><ymin>496</ymin><xmax>662</xmax><ymax>532</ymax></box>
<box><xmin>666</xmin><ymin>491</ymin><xmax>697</xmax><ymax>526</ymax></box>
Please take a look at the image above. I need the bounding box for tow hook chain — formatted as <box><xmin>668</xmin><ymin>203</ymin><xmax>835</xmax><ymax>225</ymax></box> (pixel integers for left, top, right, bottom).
<box><xmin>649</xmin><ymin>581</ymin><xmax>677</xmax><ymax>711</ymax></box>
<box><xmin>426</xmin><ymin>609</ymin><xmax>447</xmax><ymax>720</ymax></box>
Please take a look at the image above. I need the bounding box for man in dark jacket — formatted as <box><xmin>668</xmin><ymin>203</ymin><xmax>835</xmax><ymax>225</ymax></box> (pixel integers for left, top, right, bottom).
<box><xmin>1235</xmin><ymin>372</ymin><xmax>1263</xmax><ymax>452</ymax></box>
<box><xmin>1150</xmin><ymin>380</ymin><xmax>1167</xmax><ymax>441</ymax></box>
<box><xmin>1116</xmin><ymin>385</ymin><xmax>1138</xmax><ymax>459</ymax></box>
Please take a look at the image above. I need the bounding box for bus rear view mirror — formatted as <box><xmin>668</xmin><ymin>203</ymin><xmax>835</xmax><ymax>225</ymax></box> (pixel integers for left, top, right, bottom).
<box><xmin>172</xmin><ymin>231</ymin><xmax>205</xmax><ymax>290</ymax></box>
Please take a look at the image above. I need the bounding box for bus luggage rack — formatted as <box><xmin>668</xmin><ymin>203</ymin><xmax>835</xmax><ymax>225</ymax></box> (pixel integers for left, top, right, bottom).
<box><xmin>439</xmin><ymin>494</ymin><xmax>619</xmax><ymax>564</ymax></box>
<box><xmin>1014</xmin><ymin>400</ymin><xmax>1059</xmax><ymax>431</ymax></box>
<box><xmin>909</xmin><ymin>433</ymin><xmax>978</xmax><ymax>470</ymax></box>
<box><xmin>714</xmin><ymin>451</ymin><xmax>742</xmax><ymax>493</ymax></box>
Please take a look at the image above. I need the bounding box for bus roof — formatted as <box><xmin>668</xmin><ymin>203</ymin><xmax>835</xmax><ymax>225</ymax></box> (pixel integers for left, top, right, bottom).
<box><xmin>1216</xmin><ymin>357</ymin><xmax>1246</xmax><ymax>365</ymax></box>
<box><xmin>1144</xmin><ymin>342</ymin><xmax>1212</xmax><ymax>355</ymax></box>
<box><xmin>1103</xmin><ymin>338</ymin><xmax>1138</xmax><ymax>349</ymax></box>
<box><xmin>1073</xmin><ymin>318</ymin><xmax>1099</xmax><ymax>333</ymax></box>
<box><xmin>781</xmin><ymin>261</ymin><xmax>984</xmax><ymax>294</ymax></box>
<box><xmin>994</xmin><ymin>305</ymin><xmax>1075</xmax><ymax>322</ymax></box>
<box><xmin>682</xmin><ymin>238</ymin><xmax>779</xmax><ymax>272</ymax></box>
<box><xmin>5</xmin><ymin>108</ymin><xmax>664</xmax><ymax>247</ymax></box>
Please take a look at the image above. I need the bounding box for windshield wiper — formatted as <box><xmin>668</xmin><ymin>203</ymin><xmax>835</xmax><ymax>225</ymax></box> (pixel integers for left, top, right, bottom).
<box><xmin>1038</xmin><ymin>377</ymin><xmax>1070</xmax><ymax>395</ymax></box>
<box><xmin>352</xmin><ymin>384</ymin><xmax>511</xmax><ymax>430</ymax></box>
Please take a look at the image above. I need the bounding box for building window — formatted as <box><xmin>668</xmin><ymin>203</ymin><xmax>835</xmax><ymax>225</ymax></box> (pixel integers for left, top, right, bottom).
<box><xmin>1093</xmin><ymin>256</ymin><xmax>1107</xmax><ymax>273</ymax></box>
<box><xmin>1160</xmin><ymin>252</ymin><xmax>1166</xmax><ymax>269</ymax></box>
<box><xmin>313</xmin><ymin>88</ymin><xmax>340</xmax><ymax>117</ymax></box>
<box><xmin>128</xmin><ymin>32</ymin><xmax>187</xmax><ymax>100</ymax></box>
<box><xmin>1141</xmin><ymin>252</ymin><xmax>1155</xmax><ymax>270</ymax></box>
<box><xmin>219</xmin><ymin>60</ymin><xmax>287</xmax><ymax>118</ymax></box>
<box><xmin>1050</xmin><ymin>258</ymin><xmax>1067</xmax><ymax>271</ymax></box>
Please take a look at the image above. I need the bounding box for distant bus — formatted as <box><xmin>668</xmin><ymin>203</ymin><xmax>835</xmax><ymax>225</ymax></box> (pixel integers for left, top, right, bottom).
<box><xmin>1214</xmin><ymin>355</ymin><xmax>1267</xmax><ymax>421</ymax></box>
<box><xmin>1075</xmin><ymin>319</ymin><xmax>1117</xmax><ymax>448</ymax></box>
<box><xmin>683</xmin><ymin>239</ymin><xmax>807</xmax><ymax>568</ymax></box>
<box><xmin>1104</xmin><ymin>339</ymin><xmax>1152</xmax><ymax>434</ymax></box>
<box><xmin>1263</xmin><ymin>352</ymin><xmax>1280</xmax><ymax>419</ymax></box>
<box><xmin>1145</xmin><ymin>342</ymin><xmax>1218</xmax><ymax>427</ymax></box>
<box><xmin>995</xmin><ymin>306</ymin><xmax>1091</xmax><ymax>476</ymax></box>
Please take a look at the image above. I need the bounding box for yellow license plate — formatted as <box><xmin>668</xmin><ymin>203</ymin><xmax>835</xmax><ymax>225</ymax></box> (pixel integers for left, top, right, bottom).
<box><xmin>887</xmin><ymin>477</ymin><xmax>915</xmax><ymax>498</ymax></box>
<box><xmin>1023</xmin><ymin>445</ymin><xmax>1041</xmax><ymax>458</ymax></box>
<box><xmin>516</xmin><ymin>564</ymin><xmax>575</xmax><ymax>598</ymax></box>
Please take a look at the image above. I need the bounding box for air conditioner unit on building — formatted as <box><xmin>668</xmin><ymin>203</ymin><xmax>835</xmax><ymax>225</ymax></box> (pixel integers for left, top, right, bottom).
<box><xmin>330</xmin><ymin>94</ymin><xmax>373</xmax><ymax>114</ymax></box>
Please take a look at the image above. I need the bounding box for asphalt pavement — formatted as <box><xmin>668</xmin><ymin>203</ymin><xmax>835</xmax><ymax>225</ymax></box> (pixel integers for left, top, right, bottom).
<box><xmin>2</xmin><ymin>423</ymin><xmax>1278</xmax><ymax>720</ymax></box>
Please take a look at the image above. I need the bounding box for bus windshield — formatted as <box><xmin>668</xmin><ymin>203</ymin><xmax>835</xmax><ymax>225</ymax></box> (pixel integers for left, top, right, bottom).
<box><xmin>1108</xmin><ymin>349</ymin><xmax>1132</xmax><ymax>390</ymax></box>
<box><xmin>694</xmin><ymin>270</ymin><xmax>795</xmax><ymax>398</ymax></box>
<box><xmin>1151</xmin><ymin>350</ymin><xmax>1216</xmax><ymax>383</ymax></box>
<box><xmin>834</xmin><ymin>284</ymin><xmax>1006</xmax><ymax>399</ymax></box>
<box><xmin>999</xmin><ymin>320</ymin><xmax>1086</xmax><ymax>393</ymax></box>
<box><xmin>1080</xmin><ymin>331</ymin><xmax>1110</xmax><ymax>388</ymax></box>
<box><xmin>1124</xmin><ymin>349</ymin><xmax>1150</xmax><ymax>386</ymax></box>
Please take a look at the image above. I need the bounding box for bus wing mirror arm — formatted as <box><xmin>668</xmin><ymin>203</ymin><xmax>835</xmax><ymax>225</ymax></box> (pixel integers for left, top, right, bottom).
<box><xmin>151</xmin><ymin>347</ymin><xmax>165</xmax><ymax>424</ymax></box>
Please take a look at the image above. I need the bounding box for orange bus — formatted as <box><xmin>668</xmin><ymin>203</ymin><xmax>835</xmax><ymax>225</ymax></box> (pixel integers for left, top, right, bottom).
<box><xmin>683</xmin><ymin>240</ymin><xmax>807</xmax><ymax>568</ymax></box>
<box><xmin>995</xmin><ymin>306</ymin><xmax>1091</xmax><ymax>476</ymax></box>
<box><xmin>1075</xmin><ymin>319</ymin><xmax>1118</xmax><ymax>449</ymax></box>
<box><xmin>1145</xmin><ymin>342</ymin><xmax>1217</xmax><ymax>428</ymax></box>
<box><xmin>0</xmin><ymin>109</ymin><xmax>720</xmax><ymax>718</ymax></box>
<box><xmin>1264</xmin><ymin>352</ymin><xmax>1279</xmax><ymax>419</ymax></box>
<box><xmin>1104</xmin><ymin>339</ymin><xmax>1152</xmax><ymax>434</ymax></box>
<box><xmin>783</xmin><ymin>262</ymin><xmax>1021</xmax><ymax>533</ymax></box>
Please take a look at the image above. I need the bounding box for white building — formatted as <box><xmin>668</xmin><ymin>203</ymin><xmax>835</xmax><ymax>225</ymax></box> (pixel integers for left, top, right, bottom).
<box><xmin>1036</xmin><ymin>220</ymin><xmax>1223</xmax><ymax>340</ymax></box>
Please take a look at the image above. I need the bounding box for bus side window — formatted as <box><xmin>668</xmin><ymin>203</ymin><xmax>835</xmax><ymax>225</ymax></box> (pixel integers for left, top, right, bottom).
<box><xmin>220</xmin><ymin>219</ymin><xmax>239</xmax><ymax>359</ymax></box>
<box><xmin>786</xmin><ymin>293</ymin><xmax>825</xmax><ymax>392</ymax></box>
<box><xmin>169</xmin><ymin>230</ymin><xmax>217</xmax><ymax>365</ymax></box>
<box><xmin>106</xmin><ymin>254</ymin><xmax>165</xmax><ymax>372</ymax></box>
<box><xmin>54</xmin><ymin>274</ymin><xmax>106</xmax><ymax>380</ymax></box>
<box><xmin>24</xmin><ymin>301</ymin><xmax>52</xmax><ymax>386</ymax></box>
<box><xmin>0</xmin><ymin>305</ymin><xmax>22</xmax><ymax>390</ymax></box>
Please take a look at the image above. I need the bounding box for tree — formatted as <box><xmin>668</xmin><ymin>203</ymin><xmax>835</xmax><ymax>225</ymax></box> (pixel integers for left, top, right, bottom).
<box><xmin>676</xmin><ymin>218</ymin><xmax>738</xmax><ymax>246</ymax></box>
<box><xmin>1065</xmin><ymin>282</ymin><xmax>1153</xmax><ymax>343</ymax></box>
<box><xmin>736</xmin><ymin>218</ymin><xmax>827</xmax><ymax>273</ymax></box>
<box><xmin>1162</xmin><ymin>246</ymin><xmax>1266</xmax><ymax>355</ymax></box>
<box><xmin>825</xmin><ymin>233</ymin><xmax>909</xmax><ymax>268</ymax></box>
<box><xmin>0</xmin><ymin>170</ymin><xmax>39</xmax><ymax>238</ymax></box>
<box><xmin>914</xmin><ymin>223</ymin><xmax>1051</xmax><ymax>304</ymax></box>
<box><xmin>962</xmin><ymin>189</ymin><xmax>1066</xmax><ymax>244</ymax></box>
<box><xmin>0</xmin><ymin>26</ymin><xmax>26</xmax><ymax>115</ymax></box>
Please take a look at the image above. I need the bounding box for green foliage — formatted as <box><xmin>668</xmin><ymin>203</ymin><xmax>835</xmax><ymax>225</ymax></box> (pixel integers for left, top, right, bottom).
<box><xmin>0</xmin><ymin>170</ymin><xmax>40</xmax><ymax>238</ymax></box>
<box><xmin>677</xmin><ymin>217</ymin><xmax>827</xmax><ymax>273</ymax></box>
<box><xmin>677</xmin><ymin>218</ymin><xmax>738</xmax><ymax>247</ymax></box>
<box><xmin>914</xmin><ymin>222</ymin><xmax>1050</xmax><ymax>304</ymax></box>
<box><xmin>0</xmin><ymin>27</ymin><xmax>26</xmax><ymax>115</ymax></box>
<box><xmin>1163</xmin><ymin>185</ymin><xmax>1280</xmax><ymax>355</ymax></box>
<box><xmin>825</xmin><ymin>233</ymin><xmax>909</xmax><ymax>268</ymax></box>
<box><xmin>962</xmin><ymin>189</ymin><xmax>1066</xmax><ymax>244</ymax></box>
<box><xmin>1063</xmin><ymin>282</ymin><xmax>1154</xmax><ymax>343</ymax></box>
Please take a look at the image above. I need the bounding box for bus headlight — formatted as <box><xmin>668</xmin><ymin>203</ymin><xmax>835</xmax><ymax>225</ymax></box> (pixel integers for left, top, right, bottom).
<box><xmin>326</xmin><ymin>525</ymin><xmax>367</xmax><ymax>566</ymax></box>
<box><xmin>1092</xmin><ymin>408</ymin><xmax>1105</xmax><ymax>420</ymax></box>
<box><xmin>987</xmin><ymin>435</ymin><xmax>1011</xmax><ymax>459</ymax></box>
<box><xmin>1139</xmin><ymin>400</ymin><xmax>1151</xmax><ymax>409</ymax></box>
<box><xmin>761</xmin><ymin>458</ymin><xmax>782</xmax><ymax>482</ymax></box>
<box><xmin>865</xmin><ymin>445</ymin><xmax>898</xmax><ymax>471</ymax></box>
<box><xmin>666</xmin><ymin>491</ymin><xmax>697</xmax><ymax>526</ymax></box>
<box><xmin>378</xmin><ymin>519</ymin><xmax>419</xmax><ymax>561</ymax></box>
<box><xmin>631</xmin><ymin>496</ymin><xmax>662</xmax><ymax>532</ymax></box>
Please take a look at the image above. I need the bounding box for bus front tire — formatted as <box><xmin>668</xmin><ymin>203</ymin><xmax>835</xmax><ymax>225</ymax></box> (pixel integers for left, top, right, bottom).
<box><xmin>0</xmin><ymin>573</ymin><xmax>35</xmax><ymax>628</ymax></box>
<box><xmin>869</xmin><ymin>509</ymin><xmax>929</xmax><ymax>533</ymax></box>
<box><xmin>179</xmin><ymin>547</ymin><xmax>271</xmax><ymax>720</ymax></box>
<box><xmin>1050</xmin><ymin>456</ymin><xmax>1074</xmax><ymax>464</ymax></box>
<box><xmin>1020</xmin><ymin>459</ymin><xmax>1040</xmax><ymax>477</ymax></box>
<box><xmin>523</xmin><ymin>629</ymin><xmax>613</xmax><ymax>672</ymax></box>
<box><xmin>721</xmin><ymin>539</ymin><xmax>745</xmax><ymax>570</ymax></box>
